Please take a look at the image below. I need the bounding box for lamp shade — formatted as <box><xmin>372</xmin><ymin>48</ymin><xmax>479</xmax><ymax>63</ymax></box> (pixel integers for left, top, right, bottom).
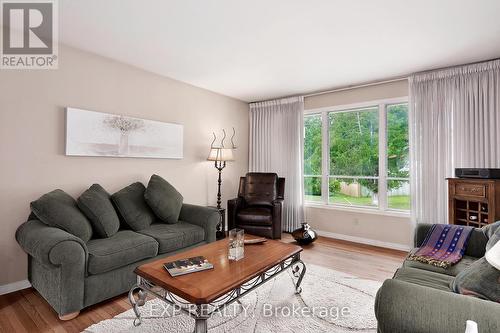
<box><xmin>207</xmin><ymin>148</ymin><xmax>234</xmax><ymax>161</ymax></box>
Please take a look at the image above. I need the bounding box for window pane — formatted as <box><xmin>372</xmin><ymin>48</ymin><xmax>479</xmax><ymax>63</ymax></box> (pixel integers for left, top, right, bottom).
<box><xmin>387</xmin><ymin>179</ymin><xmax>410</xmax><ymax>210</ymax></box>
<box><xmin>304</xmin><ymin>114</ymin><xmax>322</xmax><ymax>176</ymax></box>
<box><xmin>387</xmin><ymin>103</ymin><xmax>409</xmax><ymax>178</ymax></box>
<box><xmin>329</xmin><ymin>108</ymin><xmax>379</xmax><ymax>176</ymax></box>
<box><xmin>329</xmin><ymin>177</ymin><xmax>378</xmax><ymax>207</ymax></box>
<box><xmin>304</xmin><ymin>176</ymin><xmax>322</xmax><ymax>202</ymax></box>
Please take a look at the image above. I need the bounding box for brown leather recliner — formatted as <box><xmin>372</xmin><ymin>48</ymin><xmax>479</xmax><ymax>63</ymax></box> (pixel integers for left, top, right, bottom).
<box><xmin>227</xmin><ymin>173</ymin><xmax>285</xmax><ymax>239</ymax></box>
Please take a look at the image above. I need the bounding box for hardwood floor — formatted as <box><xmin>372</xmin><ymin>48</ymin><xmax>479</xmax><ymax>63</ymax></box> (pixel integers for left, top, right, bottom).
<box><xmin>0</xmin><ymin>235</ymin><xmax>407</xmax><ymax>333</ymax></box>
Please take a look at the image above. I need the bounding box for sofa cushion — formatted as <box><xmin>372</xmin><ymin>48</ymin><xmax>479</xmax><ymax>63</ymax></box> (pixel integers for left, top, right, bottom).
<box><xmin>77</xmin><ymin>184</ymin><xmax>120</xmax><ymax>238</ymax></box>
<box><xmin>402</xmin><ymin>254</ymin><xmax>478</xmax><ymax>277</ymax></box>
<box><xmin>236</xmin><ymin>207</ymin><xmax>273</xmax><ymax>226</ymax></box>
<box><xmin>393</xmin><ymin>267</ymin><xmax>454</xmax><ymax>292</ymax></box>
<box><xmin>144</xmin><ymin>174</ymin><xmax>183</xmax><ymax>224</ymax></box>
<box><xmin>451</xmin><ymin>229</ymin><xmax>500</xmax><ymax>303</ymax></box>
<box><xmin>138</xmin><ymin>222</ymin><xmax>205</xmax><ymax>254</ymax></box>
<box><xmin>111</xmin><ymin>182</ymin><xmax>156</xmax><ymax>231</ymax></box>
<box><xmin>450</xmin><ymin>257</ymin><xmax>500</xmax><ymax>303</ymax></box>
<box><xmin>31</xmin><ymin>189</ymin><xmax>93</xmax><ymax>242</ymax></box>
<box><xmin>87</xmin><ymin>230</ymin><xmax>158</xmax><ymax>275</ymax></box>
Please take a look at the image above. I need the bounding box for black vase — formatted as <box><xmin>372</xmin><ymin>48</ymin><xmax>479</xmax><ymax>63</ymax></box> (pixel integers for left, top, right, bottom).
<box><xmin>292</xmin><ymin>223</ymin><xmax>317</xmax><ymax>245</ymax></box>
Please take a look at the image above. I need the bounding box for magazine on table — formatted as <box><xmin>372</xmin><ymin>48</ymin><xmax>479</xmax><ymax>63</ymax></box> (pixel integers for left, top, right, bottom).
<box><xmin>164</xmin><ymin>256</ymin><xmax>213</xmax><ymax>277</ymax></box>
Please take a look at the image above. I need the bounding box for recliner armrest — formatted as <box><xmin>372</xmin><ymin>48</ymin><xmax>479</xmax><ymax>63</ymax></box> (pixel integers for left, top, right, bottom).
<box><xmin>227</xmin><ymin>197</ymin><xmax>244</xmax><ymax>230</ymax></box>
<box><xmin>16</xmin><ymin>219</ymin><xmax>88</xmax><ymax>267</ymax></box>
<box><xmin>271</xmin><ymin>199</ymin><xmax>283</xmax><ymax>239</ymax></box>
<box><xmin>179</xmin><ymin>204</ymin><xmax>219</xmax><ymax>243</ymax></box>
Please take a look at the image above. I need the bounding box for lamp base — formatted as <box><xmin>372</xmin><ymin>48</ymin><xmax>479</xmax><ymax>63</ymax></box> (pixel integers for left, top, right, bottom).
<box><xmin>209</xmin><ymin>206</ymin><xmax>226</xmax><ymax>240</ymax></box>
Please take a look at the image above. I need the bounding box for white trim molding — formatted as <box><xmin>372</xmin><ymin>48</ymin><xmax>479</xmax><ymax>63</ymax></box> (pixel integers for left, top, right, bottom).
<box><xmin>316</xmin><ymin>229</ymin><xmax>411</xmax><ymax>252</ymax></box>
<box><xmin>0</xmin><ymin>279</ymin><xmax>31</xmax><ymax>295</ymax></box>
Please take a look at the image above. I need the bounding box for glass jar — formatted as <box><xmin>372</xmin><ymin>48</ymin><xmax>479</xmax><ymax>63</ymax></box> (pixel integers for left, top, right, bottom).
<box><xmin>228</xmin><ymin>228</ymin><xmax>244</xmax><ymax>261</ymax></box>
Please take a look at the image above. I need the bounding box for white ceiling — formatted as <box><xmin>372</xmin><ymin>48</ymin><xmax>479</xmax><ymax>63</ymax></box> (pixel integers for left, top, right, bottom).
<box><xmin>59</xmin><ymin>0</ymin><xmax>500</xmax><ymax>102</ymax></box>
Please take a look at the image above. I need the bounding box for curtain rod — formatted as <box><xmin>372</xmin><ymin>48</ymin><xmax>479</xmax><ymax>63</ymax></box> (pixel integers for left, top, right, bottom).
<box><xmin>250</xmin><ymin>76</ymin><xmax>408</xmax><ymax>104</ymax></box>
<box><xmin>303</xmin><ymin>76</ymin><xmax>408</xmax><ymax>98</ymax></box>
<box><xmin>409</xmin><ymin>57</ymin><xmax>500</xmax><ymax>80</ymax></box>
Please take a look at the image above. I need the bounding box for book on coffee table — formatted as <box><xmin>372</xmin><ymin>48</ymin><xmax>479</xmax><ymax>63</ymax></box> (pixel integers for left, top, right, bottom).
<box><xmin>163</xmin><ymin>256</ymin><xmax>214</xmax><ymax>277</ymax></box>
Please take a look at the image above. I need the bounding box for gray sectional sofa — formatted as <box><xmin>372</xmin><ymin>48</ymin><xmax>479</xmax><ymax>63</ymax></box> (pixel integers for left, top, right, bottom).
<box><xmin>375</xmin><ymin>223</ymin><xmax>500</xmax><ymax>333</ymax></box>
<box><xmin>15</xmin><ymin>176</ymin><xmax>220</xmax><ymax>319</ymax></box>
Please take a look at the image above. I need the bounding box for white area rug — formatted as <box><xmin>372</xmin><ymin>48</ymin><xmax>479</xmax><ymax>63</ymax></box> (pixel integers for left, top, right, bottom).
<box><xmin>84</xmin><ymin>264</ymin><xmax>381</xmax><ymax>333</ymax></box>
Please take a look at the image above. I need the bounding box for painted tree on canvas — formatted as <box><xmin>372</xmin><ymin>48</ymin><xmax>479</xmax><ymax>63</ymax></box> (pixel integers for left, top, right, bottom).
<box><xmin>103</xmin><ymin>116</ymin><xmax>145</xmax><ymax>155</ymax></box>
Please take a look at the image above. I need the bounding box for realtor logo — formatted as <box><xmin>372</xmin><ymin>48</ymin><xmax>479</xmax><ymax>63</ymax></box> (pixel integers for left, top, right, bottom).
<box><xmin>1</xmin><ymin>0</ymin><xmax>58</xmax><ymax>69</ymax></box>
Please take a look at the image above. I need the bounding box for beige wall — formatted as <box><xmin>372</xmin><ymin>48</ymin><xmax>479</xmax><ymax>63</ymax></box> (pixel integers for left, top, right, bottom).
<box><xmin>0</xmin><ymin>45</ymin><xmax>249</xmax><ymax>286</ymax></box>
<box><xmin>304</xmin><ymin>80</ymin><xmax>413</xmax><ymax>250</ymax></box>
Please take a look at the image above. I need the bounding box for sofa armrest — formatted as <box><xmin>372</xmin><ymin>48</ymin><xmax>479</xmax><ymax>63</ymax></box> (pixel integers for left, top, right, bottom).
<box><xmin>227</xmin><ymin>197</ymin><xmax>243</xmax><ymax>230</ymax></box>
<box><xmin>179</xmin><ymin>204</ymin><xmax>220</xmax><ymax>243</ymax></box>
<box><xmin>414</xmin><ymin>223</ymin><xmax>433</xmax><ymax>247</ymax></box>
<box><xmin>375</xmin><ymin>279</ymin><xmax>500</xmax><ymax>333</ymax></box>
<box><xmin>16</xmin><ymin>219</ymin><xmax>88</xmax><ymax>267</ymax></box>
<box><xmin>15</xmin><ymin>219</ymin><xmax>88</xmax><ymax>316</ymax></box>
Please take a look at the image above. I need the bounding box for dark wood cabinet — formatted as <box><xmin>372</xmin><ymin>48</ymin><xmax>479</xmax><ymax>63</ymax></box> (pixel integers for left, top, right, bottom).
<box><xmin>448</xmin><ymin>178</ymin><xmax>500</xmax><ymax>227</ymax></box>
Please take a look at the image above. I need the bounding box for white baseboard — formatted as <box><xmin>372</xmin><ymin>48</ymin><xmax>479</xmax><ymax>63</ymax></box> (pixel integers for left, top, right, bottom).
<box><xmin>0</xmin><ymin>279</ymin><xmax>31</xmax><ymax>295</ymax></box>
<box><xmin>316</xmin><ymin>229</ymin><xmax>411</xmax><ymax>252</ymax></box>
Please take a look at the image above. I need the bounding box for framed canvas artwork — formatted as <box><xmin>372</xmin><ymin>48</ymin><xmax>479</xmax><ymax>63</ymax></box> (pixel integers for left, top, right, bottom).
<box><xmin>65</xmin><ymin>107</ymin><xmax>183</xmax><ymax>159</ymax></box>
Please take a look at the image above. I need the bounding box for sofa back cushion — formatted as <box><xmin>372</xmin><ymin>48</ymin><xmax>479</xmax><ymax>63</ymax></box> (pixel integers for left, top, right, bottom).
<box><xmin>30</xmin><ymin>189</ymin><xmax>93</xmax><ymax>242</ymax></box>
<box><xmin>243</xmin><ymin>173</ymin><xmax>278</xmax><ymax>206</ymax></box>
<box><xmin>144</xmin><ymin>174</ymin><xmax>183</xmax><ymax>224</ymax></box>
<box><xmin>451</xmin><ymin>225</ymin><xmax>500</xmax><ymax>303</ymax></box>
<box><xmin>111</xmin><ymin>182</ymin><xmax>155</xmax><ymax>231</ymax></box>
<box><xmin>451</xmin><ymin>257</ymin><xmax>500</xmax><ymax>303</ymax></box>
<box><xmin>77</xmin><ymin>184</ymin><xmax>120</xmax><ymax>238</ymax></box>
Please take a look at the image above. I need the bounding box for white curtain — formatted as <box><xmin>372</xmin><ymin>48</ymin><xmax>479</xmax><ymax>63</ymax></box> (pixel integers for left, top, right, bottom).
<box><xmin>410</xmin><ymin>59</ymin><xmax>500</xmax><ymax>224</ymax></box>
<box><xmin>249</xmin><ymin>96</ymin><xmax>305</xmax><ymax>232</ymax></box>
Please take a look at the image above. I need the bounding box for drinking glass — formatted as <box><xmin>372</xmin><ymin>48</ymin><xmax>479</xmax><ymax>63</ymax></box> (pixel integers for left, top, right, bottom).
<box><xmin>228</xmin><ymin>228</ymin><xmax>244</xmax><ymax>261</ymax></box>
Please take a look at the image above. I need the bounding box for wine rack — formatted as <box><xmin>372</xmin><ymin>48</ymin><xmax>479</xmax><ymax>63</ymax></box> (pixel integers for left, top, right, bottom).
<box><xmin>448</xmin><ymin>178</ymin><xmax>500</xmax><ymax>227</ymax></box>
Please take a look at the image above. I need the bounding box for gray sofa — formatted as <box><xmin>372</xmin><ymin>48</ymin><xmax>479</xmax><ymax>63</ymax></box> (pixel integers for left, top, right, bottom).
<box><xmin>375</xmin><ymin>223</ymin><xmax>500</xmax><ymax>333</ymax></box>
<box><xmin>16</xmin><ymin>200</ymin><xmax>219</xmax><ymax>319</ymax></box>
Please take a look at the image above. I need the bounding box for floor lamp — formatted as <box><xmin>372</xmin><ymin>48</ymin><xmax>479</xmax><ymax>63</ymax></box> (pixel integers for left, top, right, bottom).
<box><xmin>207</xmin><ymin>147</ymin><xmax>234</xmax><ymax>209</ymax></box>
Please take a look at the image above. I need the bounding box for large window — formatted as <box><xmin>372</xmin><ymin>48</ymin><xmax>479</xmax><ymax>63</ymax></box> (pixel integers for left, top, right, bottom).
<box><xmin>303</xmin><ymin>99</ymin><xmax>410</xmax><ymax>212</ymax></box>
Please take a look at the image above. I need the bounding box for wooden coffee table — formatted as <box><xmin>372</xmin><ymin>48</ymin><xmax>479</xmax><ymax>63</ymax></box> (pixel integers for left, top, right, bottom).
<box><xmin>128</xmin><ymin>235</ymin><xmax>306</xmax><ymax>333</ymax></box>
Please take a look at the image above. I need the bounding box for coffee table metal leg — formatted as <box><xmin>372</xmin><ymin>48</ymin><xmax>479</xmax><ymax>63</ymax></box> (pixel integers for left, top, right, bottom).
<box><xmin>128</xmin><ymin>284</ymin><xmax>147</xmax><ymax>327</ymax></box>
<box><xmin>194</xmin><ymin>317</ymin><xmax>208</xmax><ymax>333</ymax></box>
<box><xmin>194</xmin><ymin>304</ymin><xmax>209</xmax><ymax>333</ymax></box>
<box><xmin>292</xmin><ymin>260</ymin><xmax>306</xmax><ymax>294</ymax></box>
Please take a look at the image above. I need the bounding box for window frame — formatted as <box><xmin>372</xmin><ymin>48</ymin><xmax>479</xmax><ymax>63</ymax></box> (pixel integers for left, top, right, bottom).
<box><xmin>303</xmin><ymin>97</ymin><xmax>410</xmax><ymax>215</ymax></box>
